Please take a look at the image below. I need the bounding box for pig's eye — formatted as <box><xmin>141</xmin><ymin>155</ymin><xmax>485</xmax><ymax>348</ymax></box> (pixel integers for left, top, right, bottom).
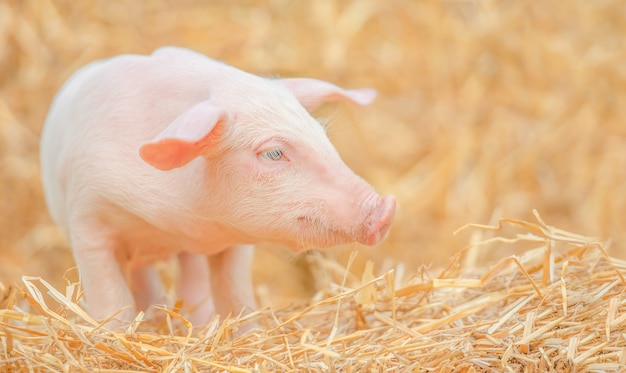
<box><xmin>260</xmin><ymin>149</ymin><xmax>284</xmax><ymax>161</ymax></box>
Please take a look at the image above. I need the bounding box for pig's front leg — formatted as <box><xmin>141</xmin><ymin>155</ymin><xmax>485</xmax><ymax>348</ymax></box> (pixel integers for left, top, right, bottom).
<box><xmin>177</xmin><ymin>251</ymin><xmax>214</xmax><ymax>326</ymax></box>
<box><xmin>70</xmin><ymin>220</ymin><xmax>135</xmax><ymax>327</ymax></box>
<box><xmin>208</xmin><ymin>245</ymin><xmax>256</xmax><ymax>322</ymax></box>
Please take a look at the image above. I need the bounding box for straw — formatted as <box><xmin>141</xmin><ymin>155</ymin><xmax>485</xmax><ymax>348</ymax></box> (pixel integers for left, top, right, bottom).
<box><xmin>2</xmin><ymin>213</ymin><xmax>626</xmax><ymax>371</ymax></box>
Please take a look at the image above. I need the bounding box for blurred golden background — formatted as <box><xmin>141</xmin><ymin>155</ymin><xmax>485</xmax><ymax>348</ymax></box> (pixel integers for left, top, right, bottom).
<box><xmin>2</xmin><ymin>0</ymin><xmax>625</xmax><ymax>307</ymax></box>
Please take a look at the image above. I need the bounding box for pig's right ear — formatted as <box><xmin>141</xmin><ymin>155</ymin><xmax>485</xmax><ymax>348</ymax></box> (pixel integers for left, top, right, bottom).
<box><xmin>280</xmin><ymin>78</ymin><xmax>377</xmax><ymax>112</ymax></box>
<box><xmin>139</xmin><ymin>101</ymin><xmax>225</xmax><ymax>171</ymax></box>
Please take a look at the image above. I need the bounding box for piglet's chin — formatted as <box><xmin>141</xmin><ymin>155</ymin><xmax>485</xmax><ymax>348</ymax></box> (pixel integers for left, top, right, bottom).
<box><xmin>291</xmin><ymin>216</ymin><xmax>351</xmax><ymax>251</ymax></box>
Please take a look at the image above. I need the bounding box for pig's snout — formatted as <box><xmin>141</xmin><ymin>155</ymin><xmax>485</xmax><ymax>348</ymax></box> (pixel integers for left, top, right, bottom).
<box><xmin>361</xmin><ymin>195</ymin><xmax>396</xmax><ymax>246</ymax></box>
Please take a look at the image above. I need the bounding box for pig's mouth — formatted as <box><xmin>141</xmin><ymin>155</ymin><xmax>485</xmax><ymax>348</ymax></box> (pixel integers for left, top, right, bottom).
<box><xmin>294</xmin><ymin>216</ymin><xmax>356</xmax><ymax>250</ymax></box>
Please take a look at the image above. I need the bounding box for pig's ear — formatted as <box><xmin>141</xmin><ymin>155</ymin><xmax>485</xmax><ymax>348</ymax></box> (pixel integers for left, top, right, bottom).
<box><xmin>139</xmin><ymin>101</ymin><xmax>225</xmax><ymax>171</ymax></box>
<box><xmin>280</xmin><ymin>78</ymin><xmax>376</xmax><ymax>112</ymax></box>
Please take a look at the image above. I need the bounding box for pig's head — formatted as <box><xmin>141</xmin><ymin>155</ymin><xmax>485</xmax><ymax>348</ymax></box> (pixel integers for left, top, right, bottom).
<box><xmin>139</xmin><ymin>76</ymin><xmax>396</xmax><ymax>251</ymax></box>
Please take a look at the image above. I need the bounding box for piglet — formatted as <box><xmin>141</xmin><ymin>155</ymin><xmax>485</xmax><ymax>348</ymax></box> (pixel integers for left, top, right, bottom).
<box><xmin>40</xmin><ymin>46</ymin><xmax>396</xmax><ymax>328</ymax></box>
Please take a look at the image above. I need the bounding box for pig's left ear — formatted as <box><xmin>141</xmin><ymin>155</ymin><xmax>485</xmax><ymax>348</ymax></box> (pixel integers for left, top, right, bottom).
<box><xmin>139</xmin><ymin>101</ymin><xmax>225</xmax><ymax>171</ymax></box>
<box><xmin>280</xmin><ymin>78</ymin><xmax>376</xmax><ymax>112</ymax></box>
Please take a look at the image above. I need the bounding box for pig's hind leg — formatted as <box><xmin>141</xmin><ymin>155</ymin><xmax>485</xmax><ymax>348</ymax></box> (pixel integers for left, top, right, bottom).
<box><xmin>129</xmin><ymin>265</ymin><xmax>166</xmax><ymax>313</ymax></box>
<box><xmin>177</xmin><ymin>252</ymin><xmax>215</xmax><ymax>326</ymax></box>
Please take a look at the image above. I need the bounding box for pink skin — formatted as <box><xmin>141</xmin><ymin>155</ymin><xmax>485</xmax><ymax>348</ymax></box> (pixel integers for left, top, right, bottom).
<box><xmin>40</xmin><ymin>46</ymin><xmax>395</xmax><ymax>329</ymax></box>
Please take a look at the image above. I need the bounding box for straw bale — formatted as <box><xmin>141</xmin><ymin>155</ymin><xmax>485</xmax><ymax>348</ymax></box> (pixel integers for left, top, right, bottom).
<box><xmin>2</xmin><ymin>213</ymin><xmax>626</xmax><ymax>371</ymax></box>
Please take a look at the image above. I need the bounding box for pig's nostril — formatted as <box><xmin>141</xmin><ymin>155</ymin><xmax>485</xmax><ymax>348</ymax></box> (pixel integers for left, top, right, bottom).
<box><xmin>362</xmin><ymin>195</ymin><xmax>396</xmax><ymax>246</ymax></box>
<box><xmin>371</xmin><ymin>223</ymin><xmax>391</xmax><ymax>244</ymax></box>
<box><xmin>377</xmin><ymin>223</ymin><xmax>390</xmax><ymax>239</ymax></box>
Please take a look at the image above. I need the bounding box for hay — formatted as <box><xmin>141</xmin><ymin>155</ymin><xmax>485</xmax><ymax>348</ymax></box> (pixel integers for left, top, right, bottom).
<box><xmin>2</xmin><ymin>214</ymin><xmax>625</xmax><ymax>371</ymax></box>
<box><xmin>2</xmin><ymin>0</ymin><xmax>626</xmax><ymax>371</ymax></box>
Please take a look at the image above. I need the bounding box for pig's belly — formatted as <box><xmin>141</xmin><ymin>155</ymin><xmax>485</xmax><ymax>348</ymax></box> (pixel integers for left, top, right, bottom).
<box><xmin>113</xmin><ymin>217</ymin><xmax>209</xmax><ymax>267</ymax></box>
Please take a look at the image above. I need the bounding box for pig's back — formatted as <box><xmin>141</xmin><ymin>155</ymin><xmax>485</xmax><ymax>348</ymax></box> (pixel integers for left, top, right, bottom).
<box><xmin>40</xmin><ymin>58</ymin><xmax>113</xmax><ymax>228</ymax></box>
<box><xmin>40</xmin><ymin>51</ymin><xmax>215</xmax><ymax>230</ymax></box>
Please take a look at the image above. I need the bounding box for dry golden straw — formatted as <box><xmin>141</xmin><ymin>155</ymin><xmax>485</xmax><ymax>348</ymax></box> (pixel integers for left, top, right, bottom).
<box><xmin>2</xmin><ymin>213</ymin><xmax>626</xmax><ymax>371</ymax></box>
<box><xmin>2</xmin><ymin>1</ymin><xmax>626</xmax><ymax>371</ymax></box>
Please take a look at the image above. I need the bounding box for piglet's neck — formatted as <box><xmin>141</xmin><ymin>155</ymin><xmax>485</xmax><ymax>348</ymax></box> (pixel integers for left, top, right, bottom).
<box><xmin>152</xmin><ymin>157</ymin><xmax>252</xmax><ymax>248</ymax></box>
